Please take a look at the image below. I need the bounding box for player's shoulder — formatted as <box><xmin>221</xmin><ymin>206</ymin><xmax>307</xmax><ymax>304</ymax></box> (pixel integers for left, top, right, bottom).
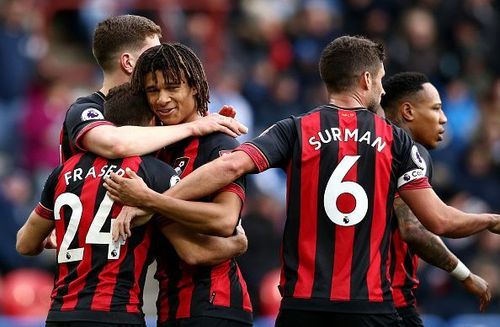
<box><xmin>66</xmin><ymin>92</ymin><xmax>105</xmax><ymax>117</ymax></box>
<box><xmin>201</xmin><ymin>131</ymin><xmax>240</xmax><ymax>148</ymax></box>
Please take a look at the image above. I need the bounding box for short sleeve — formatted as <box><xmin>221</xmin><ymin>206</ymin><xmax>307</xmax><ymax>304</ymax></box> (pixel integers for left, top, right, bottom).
<box><xmin>35</xmin><ymin>166</ymin><xmax>64</xmax><ymax>220</ymax></box>
<box><xmin>237</xmin><ymin>117</ymin><xmax>296</xmax><ymax>172</ymax></box>
<box><xmin>65</xmin><ymin>101</ymin><xmax>113</xmax><ymax>152</ymax></box>
<box><xmin>394</xmin><ymin>127</ymin><xmax>431</xmax><ymax>191</ymax></box>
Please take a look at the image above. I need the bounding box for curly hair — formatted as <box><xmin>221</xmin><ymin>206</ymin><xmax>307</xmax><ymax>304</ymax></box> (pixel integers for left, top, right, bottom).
<box><xmin>131</xmin><ymin>43</ymin><xmax>209</xmax><ymax>116</ymax></box>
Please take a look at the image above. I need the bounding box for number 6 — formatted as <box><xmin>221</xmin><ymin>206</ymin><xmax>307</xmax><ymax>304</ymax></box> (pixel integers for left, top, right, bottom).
<box><xmin>324</xmin><ymin>155</ymin><xmax>368</xmax><ymax>226</ymax></box>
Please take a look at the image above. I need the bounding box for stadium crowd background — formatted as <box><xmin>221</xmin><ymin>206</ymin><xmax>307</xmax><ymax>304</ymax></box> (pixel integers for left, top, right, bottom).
<box><xmin>0</xmin><ymin>0</ymin><xmax>499</xmax><ymax>326</ymax></box>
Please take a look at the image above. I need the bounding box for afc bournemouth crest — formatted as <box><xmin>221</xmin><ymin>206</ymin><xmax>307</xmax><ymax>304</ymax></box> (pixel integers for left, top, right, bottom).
<box><xmin>173</xmin><ymin>157</ymin><xmax>189</xmax><ymax>175</ymax></box>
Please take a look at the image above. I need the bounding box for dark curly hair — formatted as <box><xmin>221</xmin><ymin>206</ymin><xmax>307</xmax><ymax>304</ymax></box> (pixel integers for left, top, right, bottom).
<box><xmin>130</xmin><ymin>42</ymin><xmax>210</xmax><ymax>116</ymax></box>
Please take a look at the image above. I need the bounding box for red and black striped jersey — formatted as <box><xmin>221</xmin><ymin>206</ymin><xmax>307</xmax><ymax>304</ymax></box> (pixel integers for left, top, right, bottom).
<box><xmin>236</xmin><ymin>105</ymin><xmax>431</xmax><ymax>314</ymax></box>
<box><xmin>155</xmin><ymin>132</ymin><xmax>252</xmax><ymax>325</ymax></box>
<box><xmin>390</xmin><ymin>143</ymin><xmax>434</xmax><ymax>308</ymax></box>
<box><xmin>59</xmin><ymin>91</ymin><xmax>113</xmax><ymax>163</ymax></box>
<box><xmin>35</xmin><ymin>152</ymin><xmax>178</xmax><ymax>324</ymax></box>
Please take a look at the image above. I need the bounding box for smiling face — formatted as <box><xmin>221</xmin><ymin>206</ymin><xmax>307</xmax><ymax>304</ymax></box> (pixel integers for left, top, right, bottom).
<box><xmin>144</xmin><ymin>70</ymin><xmax>199</xmax><ymax>125</ymax></box>
<box><xmin>407</xmin><ymin>82</ymin><xmax>447</xmax><ymax>149</ymax></box>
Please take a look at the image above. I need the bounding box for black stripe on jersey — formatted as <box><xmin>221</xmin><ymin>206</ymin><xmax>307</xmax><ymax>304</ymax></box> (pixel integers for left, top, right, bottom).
<box><xmin>402</xmin><ymin>250</ymin><xmax>416</xmax><ymax>305</ymax></box>
<box><xmin>190</xmin><ymin>267</ymin><xmax>211</xmax><ymax>317</ymax></box>
<box><xmin>229</xmin><ymin>260</ymin><xmax>244</xmax><ymax>308</ymax></box>
<box><xmin>312</xmin><ymin>109</ymin><xmax>339</xmax><ymax>298</ymax></box>
<box><xmin>52</xmin><ymin>154</ymin><xmax>97</xmax><ymax>311</ymax></box>
<box><xmin>76</xmin><ymin>158</ymin><xmax>124</xmax><ymax>310</ymax></box>
<box><xmin>282</xmin><ymin>117</ymin><xmax>302</xmax><ymax>296</ymax></box>
<box><xmin>349</xmin><ymin>111</ymin><xmax>374</xmax><ymax>300</ymax></box>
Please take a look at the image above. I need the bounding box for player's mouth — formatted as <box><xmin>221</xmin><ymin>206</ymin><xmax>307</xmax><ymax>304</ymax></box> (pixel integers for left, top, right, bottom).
<box><xmin>437</xmin><ymin>130</ymin><xmax>445</xmax><ymax>141</ymax></box>
<box><xmin>156</xmin><ymin>107</ymin><xmax>176</xmax><ymax>117</ymax></box>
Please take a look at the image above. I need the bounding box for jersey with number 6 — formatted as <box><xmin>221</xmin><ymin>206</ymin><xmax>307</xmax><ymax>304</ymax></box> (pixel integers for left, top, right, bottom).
<box><xmin>34</xmin><ymin>152</ymin><xmax>178</xmax><ymax>324</ymax></box>
<box><xmin>236</xmin><ymin>105</ymin><xmax>431</xmax><ymax>314</ymax></box>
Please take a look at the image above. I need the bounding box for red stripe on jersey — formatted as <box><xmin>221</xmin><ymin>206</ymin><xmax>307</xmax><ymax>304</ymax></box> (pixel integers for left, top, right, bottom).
<box><xmin>330</xmin><ymin>110</ymin><xmax>357</xmax><ymax>301</ymax></box>
<box><xmin>35</xmin><ymin>203</ymin><xmax>53</xmax><ymax>220</ymax></box>
<box><xmin>179</xmin><ymin>139</ymin><xmax>199</xmax><ymax>178</ymax></box>
<box><xmin>391</xmin><ymin>229</ymin><xmax>409</xmax><ymax>307</ymax></box>
<box><xmin>62</xmin><ymin>158</ymin><xmax>107</xmax><ymax>310</ymax></box>
<box><xmin>367</xmin><ymin>115</ymin><xmax>393</xmax><ymax>301</ymax></box>
<box><xmin>157</xmin><ymin>274</ymin><xmax>170</xmax><ymax>322</ymax></box>
<box><xmin>237</xmin><ymin>265</ymin><xmax>253</xmax><ymax>311</ymax></box>
<box><xmin>52</xmin><ymin>154</ymin><xmax>82</xmax><ymax>303</ymax></box>
<box><xmin>210</xmin><ymin>261</ymin><xmax>231</xmax><ymax>307</ymax></box>
<box><xmin>91</xmin><ymin>157</ymin><xmax>143</xmax><ymax>312</ymax></box>
<box><xmin>74</xmin><ymin>121</ymin><xmax>114</xmax><ymax>152</ymax></box>
<box><xmin>293</xmin><ymin>111</ymin><xmax>321</xmax><ymax>298</ymax></box>
<box><xmin>236</xmin><ymin>144</ymin><xmax>269</xmax><ymax>172</ymax></box>
<box><xmin>125</xmin><ymin>227</ymin><xmax>152</xmax><ymax>313</ymax></box>
<box><xmin>176</xmin><ymin>270</ymin><xmax>195</xmax><ymax>319</ymax></box>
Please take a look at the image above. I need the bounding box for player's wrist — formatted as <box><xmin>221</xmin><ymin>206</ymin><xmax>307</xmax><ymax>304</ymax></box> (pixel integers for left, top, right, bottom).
<box><xmin>450</xmin><ymin>260</ymin><xmax>471</xmax><ymax>281</ymax></box>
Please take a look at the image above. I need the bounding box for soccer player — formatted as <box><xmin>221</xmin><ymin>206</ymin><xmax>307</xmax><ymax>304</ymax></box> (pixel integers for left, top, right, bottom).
<box><xmin>381</xmin><ymin>72</ymin><xmax>491</xmax><ymax>327</ymax></box>
<box><xmin>60</xmin><ymin>15</ymin><xmax>246</xmax><ymax>164</ymax></box>
<box><xmin>110</xmin><ymin>43</ymin><xmax>253</xmax><ymax>327</ymax></box>
<box><xmin>104</xmin><ymin>36</ymin><xmax>500</xmax><ymax>327</ymax></box>
<box><xmin>16</xmin><ymin>83</ymin><xmax>248</xmax><ymax>327</ymax></box>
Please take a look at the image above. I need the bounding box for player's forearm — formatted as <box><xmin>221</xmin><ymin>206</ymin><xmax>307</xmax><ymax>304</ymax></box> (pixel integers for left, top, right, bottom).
<box><xmin>146</xmin><ymin>192</ymin><xmax>236</xmax><ymax>236</ymax></box>
<box><xmin>395</xmin><ymin>200</ymin><xmax>458</xmax><ymax>272</ymax></box>
<box><xmin>84</xmin><ymin>124</ymin><xmax>196</xmax><ymax>158</ymax></box>
<box><xmin>184</xmin><ymin>235</ymin><xmax>246</xmax><ymax>266</ymax></box>
<box><xmin>16</xmin><ymin>226</ymin><xmax>44</xmax><ymax>256</ymax></box>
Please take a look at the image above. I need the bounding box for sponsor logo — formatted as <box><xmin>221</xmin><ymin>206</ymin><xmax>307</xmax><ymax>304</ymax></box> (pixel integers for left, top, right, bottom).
<box><xmin>81</xmin><ymin>108</ymin><xmax>104</xmax><ymax>121</ymax></box>
<box><xmin>404</xmin><ymin>174</ymin><xmax>410</xmax><ymax>181</ymax></box>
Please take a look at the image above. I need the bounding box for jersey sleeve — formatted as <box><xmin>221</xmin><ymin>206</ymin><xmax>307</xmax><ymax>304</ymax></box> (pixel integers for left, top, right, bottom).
<box><xmin>207</xmin><ymin>135</ymin><xmax>246</xmax><ymax>203</ymax></box>
<box><xmin>35</xmin><ymin>165</ymin><xmax>64</xmax><ymax>220</ymax></box>
<box><xmin>393</xmin><ymin>127</ymin><xmax>431</xmax><ymax>191</ymax></box>
<box><xmin>65</xmin><ymin>101</ymin><xmax>113</xmax><ymax>152</ymax></box>
<box><xmin>237</xmin><ymin>118</ymin><xmax>296</xmax><ymax>172</ymax></box>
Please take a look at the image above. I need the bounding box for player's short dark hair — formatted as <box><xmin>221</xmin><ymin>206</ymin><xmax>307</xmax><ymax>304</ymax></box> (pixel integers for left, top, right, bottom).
<box><xmin>104</xmin><ymin>82</ymin><xmax>153</xmax><ymax>127</ymax></box>
<box><xmin>319</xmin><ymin>35</ymin><xmax>385</xmax><ymax>93</ymax></box>
<box><xmin>381</xmin><ymin>72</ymin><xmax>429</xmax><ymax>119</ymax></box>
<box><xmin>131</xmin><ymin>42</ymin><xmax>209</xmax><ymax>116</ymax></box>
<box><xmin>92</xmin><ymin>15</ymin><xmax>162</xmax><ymax>73</ymax></box>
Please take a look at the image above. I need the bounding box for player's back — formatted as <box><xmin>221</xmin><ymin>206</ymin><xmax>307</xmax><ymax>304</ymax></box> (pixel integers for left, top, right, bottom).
<box><xmin>40</xmin><ymin>152</ymin><xmax>177</xmax><ymax>324</ymax></box>
<box><xmin>243</xmin><ymin>105</ymin><xmax>428</xmax><ymax>314</ymax></box>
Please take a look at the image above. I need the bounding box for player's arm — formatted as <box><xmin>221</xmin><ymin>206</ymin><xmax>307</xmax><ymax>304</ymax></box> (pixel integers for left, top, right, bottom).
<box><xmin>105</xmin><ymin>151</ymin><xmax>256</xmax><ymax>205</ymax></box>
<box><xmin>82</xmin><ymin>113</ymin><xmax>247</xmax><ymax>159</ymax></box>
<box><xmin>398</xmin><ymin>188</ymin><xmax>500</xmax><ymax>237</ymax></box>
<box><xmin>16</xmin><ymin>210</ymin><xmax>55</xmax><ymax>256</ymax></box>
<box><xmin>161</xmin><ymin>223</ymin><xmax>248</xmax><ymax>266</ymax></box>
<box><xmin>394</xmin><ymin>197</ymin><xmax>492</xmax><ymax>311</ymax></box>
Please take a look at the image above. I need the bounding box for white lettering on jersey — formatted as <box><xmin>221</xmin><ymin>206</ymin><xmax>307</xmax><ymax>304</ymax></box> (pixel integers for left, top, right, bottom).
<box><xmin>308</xmin><ymin>128</ymin><xmax>386</xmax><ymax>152</ymax></box>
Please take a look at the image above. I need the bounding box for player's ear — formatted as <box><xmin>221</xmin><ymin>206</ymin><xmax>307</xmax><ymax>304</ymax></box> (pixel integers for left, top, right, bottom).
<box><xmin>401</xmin><ymin>102</ymin><xmax>414</xmax><ymax>122</ymax></box>
<box><xmin>360</xmin><ymin>71</ymin><xmax>371</xmax><ymax>90</ymax></box>
<box><xmin>120</xmin><ymin>53</ymin><xmax>134</xmax><ymax>75</ymax></box>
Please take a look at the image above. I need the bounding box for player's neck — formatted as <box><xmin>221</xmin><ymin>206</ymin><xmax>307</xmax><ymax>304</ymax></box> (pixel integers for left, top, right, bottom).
<box><xmin>328</xmin><ymin>92</ymin><xmax>366</xmax><ymax>109</ymax></box>
<box><xmin>100</xmin><ymin>71</ymin><xmax>130</xmax><ymax>96</ymax></box>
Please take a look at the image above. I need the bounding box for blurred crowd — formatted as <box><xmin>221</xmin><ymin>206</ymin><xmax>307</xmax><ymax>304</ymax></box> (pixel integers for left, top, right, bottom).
<box><xmin>0</xmin><ymin>0</ymin><xmax>499</xmax><ymax>322</ymax></box>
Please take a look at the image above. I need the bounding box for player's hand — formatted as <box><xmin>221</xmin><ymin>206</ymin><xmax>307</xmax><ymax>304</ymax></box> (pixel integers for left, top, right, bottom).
<box><xmin>44</xmin><ymin>229</ymin><xmax>57</xmax><ymax>249</ymax></box>
<box><xmin>112</xmin><ymin>206</ymin><xmax>152</xmax><ymax>242</ymax></box>
<box><xmin>461</xmin><ymin>273</ymin><xmax>491</xmax><ymax>312</ymax></box>
<box><xmin>192</xmin><ymin>110</ymin><xmax>247</xmax><ymax>138</ymax></box>
<box><xmin>103</xmin><ymin>168</ymin><xmax>151</xmax><ymax>207</ymax></box>
<box><xmin>488</xmin><ymin>215</ymin><xmax>500</xmax><ymax>234</ymax></box>
<box><xmin>232</xmin><ymin>223</ymin><xmax>248</xmax><ymax>256</ymax></box>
